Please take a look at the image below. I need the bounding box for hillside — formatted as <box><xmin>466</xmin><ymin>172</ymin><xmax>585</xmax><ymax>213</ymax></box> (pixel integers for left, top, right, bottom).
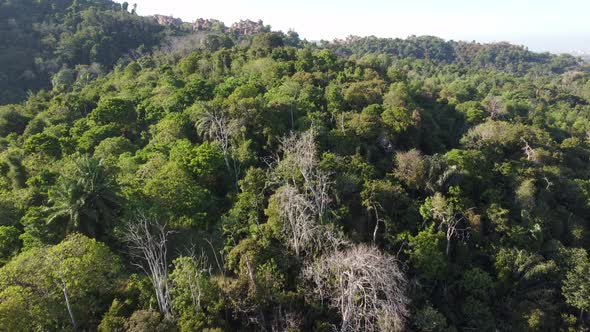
<box><xmin>326</xmin><ymin>35</ymin><xmax>586</xmax><ymax>74</ymax></box>
<box><xmin>1</xmin><ymin>1</ymin><xmax>590</xmax><ymax>331</ymax></box>
<box><xmin>0</xmin><ymin>0</ymin><xmax>175</xmax><ymax>104</ymax></box>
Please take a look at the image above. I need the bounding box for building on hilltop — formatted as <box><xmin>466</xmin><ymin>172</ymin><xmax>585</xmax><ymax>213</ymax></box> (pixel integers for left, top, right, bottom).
<box><xmin>229</xmin><ymin>19</ymin><xmax>266</xmax><ymax>36</ymax></box>
<box><xmin>192</xmin><ymin>18</ymin><xmax>225</xmax><ymax>32</ymax></box>
<box><xmin>152</xmin><ymin>15</ymin><xmax>183</xmax><ymax>26</ymax></box>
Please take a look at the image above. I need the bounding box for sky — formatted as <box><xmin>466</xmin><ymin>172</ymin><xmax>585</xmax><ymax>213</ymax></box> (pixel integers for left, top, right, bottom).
<box><xmin>114</xmin><ymin>0</ymin><xmax>590</xmax><ymax>53</ymax></box>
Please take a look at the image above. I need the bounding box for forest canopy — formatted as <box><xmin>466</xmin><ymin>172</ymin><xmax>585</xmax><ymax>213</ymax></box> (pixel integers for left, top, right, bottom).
<box><xmin>1</xmin><ymin>0</ymin><xmax>590</xmax><ymax>331</ymax></box>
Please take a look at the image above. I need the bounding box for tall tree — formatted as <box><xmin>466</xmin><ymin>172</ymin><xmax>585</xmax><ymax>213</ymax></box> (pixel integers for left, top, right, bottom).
<box><xmin>562</xmin><ymin>251</ymin><xmax>590</xmax><ymax>322</ymax></box>
<box><xmin>194</xmin><ymin>102</ymin><xmax>240</xmax><ymax>188</ymax></box>
<box><xmin>124</xmin><ymin>214</ymin><xmax>174</xmax><ymax>318</ymax></box>
<box><xmin>46</xmin><ymin>155</ymin><xmax>119</xmax><ymax>238</ymax></box>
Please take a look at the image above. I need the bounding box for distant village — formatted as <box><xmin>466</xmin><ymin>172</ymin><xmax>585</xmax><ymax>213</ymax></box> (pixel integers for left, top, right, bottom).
<box><xmin>152</xmin><ymin>15</ymin><xmax>267</xmax><ymax>36</ymax></box>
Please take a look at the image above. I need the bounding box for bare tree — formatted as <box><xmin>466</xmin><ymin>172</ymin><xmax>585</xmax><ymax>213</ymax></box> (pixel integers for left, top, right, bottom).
<box><xmin>173</xmin><ymin>247</ymin><xmax>212</xmax><ymax>311</ymax></box>
<box><xmin>272</xmin><ymin>183</ymin><xmax>346</xmax><ymax>256</ymax></box>
<box><xmin>269</xmin><ymin>129</ymin><xmax>343</xmax><ymax>256</ymax></box>
<box><xmin>440</xmin><ymin>213</ymin><xmax>467</xmax><ymax>258</ymax></box>
<box><xmin>41</xmin><ymin>246</ymin><xmax>77</xmax><ymax>331</ymax></box>
<box><xmin>543</xmin><ymin>176</ymin><xmax>553</xmax><ymax>190</ymax></box>
<box><xmin>521</xmin><ymin>137</ymin><xmax>538</xmax><ymax>163</ymax></box>
<box><xmin>304</xmin><ymin>244</ymin><xmax>409</xmax><ymax>332</ymax></box>
<box><xmin>156</xmin><ymin>33</ymin><xmax>208</xmax><ymax>57</ymax></box>
<box><xmin>427</xmin><ymin>193</ymin><xmax>470</xmax><ymax>258</ymax></box>
<box><xmin>363</xmin><ymin>189</ymin><xmax>385</xmax><ymax>244</ymax></box>
<box><xmin>278</xmin><ymin>128</ymin><xmax>331</xmax><ymax>221</ymax></box>
<box><xmin>124</xmin><ymin>214</ymin><xmax>174</xmax><ymax>318</ymax></box>
<box><xmin>270</xmin><ymin>306</ymin><xmax>303</xmax><ymax>332</ymax></box>
<box><xmin>462</xmin><ymin>121</ymin><xmax>511</xmax><ymax>150</ymax></box>
<box><xmin>274</xmin><ymin>185</ymin><xmax>320</xmax><ymax>256</ymax></box>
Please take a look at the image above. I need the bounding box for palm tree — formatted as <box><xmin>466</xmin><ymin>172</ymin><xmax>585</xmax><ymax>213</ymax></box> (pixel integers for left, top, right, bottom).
<box><xmin>46</xmin><ymin>156</ymin><xmax>119</xmax><ymax>238</ymax></box>
<box><xmin>194</xmin><ymin>102</ymin><xmax>240</xmax><ymax>188</ymax></box>
<box><xmin>496</xmin><ymin>248</ymin><xmax>560</xmax><ymax>327</ymax></box>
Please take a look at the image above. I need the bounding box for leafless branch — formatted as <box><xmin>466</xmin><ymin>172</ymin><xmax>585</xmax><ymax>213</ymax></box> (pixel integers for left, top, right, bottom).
<box><xmin>521</xmin><ymin>137</ymin><xmax>538</xmax><ymax>163</ymax></box>
<box><xmin>304</xmin><ymin>244</ymin><xmax>409</xmax><ymax>332</ymax></box>
<box><xmin>278</xmin><ymin>128</ymin><xmax>332</xmax><ymax>220</ymax></box>
<box><xmin>428</xmin><ymin>193</ymin><xmax>471</xmax><ymax>257</ymax></box>
<box><xmin>274</xmin><ymin>185</ymin><xmax>321</xmax><ymax>256</ymax></box>
<box><xmin>123</xmin><ymin>213</ymin><xmax>174</xmax><ymax>318</ymax></box>
<box><xmin>270</xmin><ymin>129</ymin><xmax>344</xmax><ymax>256</ymax></box>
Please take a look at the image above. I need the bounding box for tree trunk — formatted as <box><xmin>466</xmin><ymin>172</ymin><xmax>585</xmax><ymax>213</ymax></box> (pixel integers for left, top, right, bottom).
<box><xmin>222</xmin><ymin>150</ymin><xmax>240</xmax><ymax>192</ymax></box>
<box><xmin>61</xmin><ymin>283</ymin><xmax>77</xmax><ymax>331</ymax></box>
<box><xmin>445</xmin><ymin>236</ymin><xmax>452</xmax><ymax>258</ymax></box>
<box><xmin>232</xmin><ymin>158</ymin><xmax>240</xmax><ymax>192</ymax></box>
<box><xmin>373</xmin><ymin>220</ymin><xmax>379</xmax><ymax>244</ymax></box>
<box><xmin>372</xmin><ymin>204</ymin><xmax>380</xmax><ymax>243</ymax></box>
<box><xmin>290</xmin><ymin>105</ymin><xmax>294</xmax><ymax>129</ymax></box>
<box><xmin>223</xmin><ymin>152</ymin><xmax>231</xmax><ymax>177</ymax></box>
<box><xmin>340</xmin><ymin>319</ymin><xmax>349</xmax><ymax>332</ymax></box>
<box><xmin>244</xmin><ymin>254</ymin><xmax>257</xmax><ymax>293</ymax></box>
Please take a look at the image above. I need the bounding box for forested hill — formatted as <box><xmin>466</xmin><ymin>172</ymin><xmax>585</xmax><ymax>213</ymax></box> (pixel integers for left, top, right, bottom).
<box><xmin>0</xmin><ymin>0</ymin><xmax>171</xmax><ymax>104</ymax></box>
<box><xmin>2</xmin><ymin>1</ymin><xmax>590</xmax><ymax>331</ymax></box>
<box><xmin>325</xmin><ymin>35</ymin><xmax>587</xmax><ymax>74</ymax></box>
<box><xmin>2</xmin><ymin>0</ymin><xmax>587</xmax><ymax>105</ymax></box>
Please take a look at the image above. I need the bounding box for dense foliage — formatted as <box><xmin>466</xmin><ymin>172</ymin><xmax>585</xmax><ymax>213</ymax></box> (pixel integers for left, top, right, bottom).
<box><xmin>326</xmin><ymin>35</ymin><xmax>584</xmax><ymax>75</ymax></box>
<box><xmin>1</xmin><ymin>1</ymin><xmax>590</xmax><ymax>331</ymax></box>
<box><xmin>0</xmin><ymin>0</ymin><xmax>178</xmax><ymax>104</ymax></box>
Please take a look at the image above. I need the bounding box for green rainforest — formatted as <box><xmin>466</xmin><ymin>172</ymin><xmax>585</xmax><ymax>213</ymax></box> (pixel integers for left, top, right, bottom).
<box><xmin>1</xmin><ymin>1</ymin><xmax>590</xmax><ymax>331</ymax></box>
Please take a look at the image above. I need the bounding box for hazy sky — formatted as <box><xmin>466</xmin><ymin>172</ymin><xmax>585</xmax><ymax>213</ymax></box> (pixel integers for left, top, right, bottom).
<box><xmin>115</xmin><ymin>0</ymin><xmax>590</xmax><ymax>53</ymax></box>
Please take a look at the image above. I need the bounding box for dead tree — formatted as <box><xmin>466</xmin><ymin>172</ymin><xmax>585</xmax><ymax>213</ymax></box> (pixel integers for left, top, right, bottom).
<box><xmin>362</xmin><ymin>187</ymin><xmax>385</xmax><ymax>243</ymax></box>
<box><xmin>428</xmin><ymin>193</ymin><xmax>470</xmax><ymax>258</ymax></box>
<box><xmin>368</xmin><ymin>200</ymin><xmax>384</xmax><ymax>244</ymax></box>
<box><xmin>270</xmin><ymin>306</ymin><xmax>303</xmax><ymax>332</ymax></box>
<box><xmin>521</xmin><ymin>137</ymin><xmax>538</xmax><ymax>162</ymax></box>
<box><xmin>174</xmin><ymin>247</ymin><xmax>212</xmax><ymax>311</ymax></box>
<box><xmin>543</xmin><ymin>176</ymin><xmax>553</xmax><ymax>190</ymax></box>
<box><xmin>304</xmin><ymin>244</ymin><xmax>409</xmax><ymax>332</ymax></box>
<box><xmin>272</xmin><ymin>183</ymin><xmax>346</xmax><ymax>256</ymax></box>
<box><xmin>278</xmin><ymin>128</ymin><xmax>331</xmax><ymax>221</ymax></box>
<box><xmin>274</xmin><ymin>185</ymin><xmax>320</xmax><ymax>256</ymax></box>
<box><xmin>124</xmin><ymin>214</ymin><xmax>174</xmax><ymax>318</ymax></box>
<box><xmin>440</xmin><ymin>213</ymin><xmax>468</xmax><ymax>258</ymax></box>
<box><xmin>270</xmin><ymin>129</ymin><xmax>342</xmax><ymax>256</ymax></box>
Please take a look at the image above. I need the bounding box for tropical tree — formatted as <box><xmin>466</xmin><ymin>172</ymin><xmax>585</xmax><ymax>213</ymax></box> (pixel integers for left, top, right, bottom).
<box><xmin>0</xmin><ymin>233</ymin><xmax>121</xmax><ymax>331</ymax></box>
<box><xmin>562</xmin><ymin>251</ymin><xmax>590</xmax><ymax>322</ymax></box>
<box><xmin>193</xmin><ymin>102</ymin><xmax>240</xmax><ymax>187</ymax></box>
<box><xmin>46</xmin><ymin>155</ymin><xmax>119</xmax><ymax>238</ymax></box>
